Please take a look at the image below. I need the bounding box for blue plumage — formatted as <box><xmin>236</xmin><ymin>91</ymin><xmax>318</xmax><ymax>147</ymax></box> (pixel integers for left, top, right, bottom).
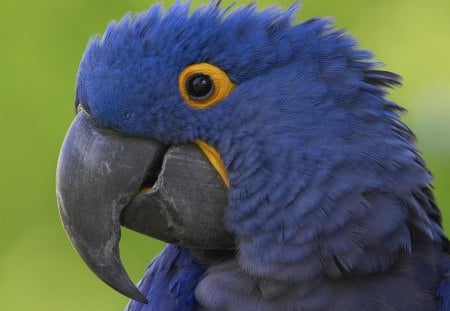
<box><xmin>75</xmin><ymin>2</ymin><xmax>450</xmax><ymax>310</ymax></box>
<box><xmin>126</xmin><ymin>245</ymin><xmax>203</xmax><ymax>311</ymax></box>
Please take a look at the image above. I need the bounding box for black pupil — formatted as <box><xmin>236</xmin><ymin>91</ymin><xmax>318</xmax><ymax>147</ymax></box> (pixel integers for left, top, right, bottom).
<box><xmin>186</xmin><ymin>74</ymin><xmax>214</xmax><ymax>99</ymax></box>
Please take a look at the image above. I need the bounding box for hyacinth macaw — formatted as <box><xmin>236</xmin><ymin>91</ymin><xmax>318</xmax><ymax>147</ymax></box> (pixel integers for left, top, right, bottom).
<box><xmin>56</xmin><ymin>2</ymin><xmax>450</xmax><ymax>310</ymax></box>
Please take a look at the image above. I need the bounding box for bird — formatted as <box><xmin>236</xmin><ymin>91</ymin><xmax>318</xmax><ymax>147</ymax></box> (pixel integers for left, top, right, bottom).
<box><xmin>56</xmin><ymin>1</ymin><xmax>450</xmax><ymax>310</ymax></box>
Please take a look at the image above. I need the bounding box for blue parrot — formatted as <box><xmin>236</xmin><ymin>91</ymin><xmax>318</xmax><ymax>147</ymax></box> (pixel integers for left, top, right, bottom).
<box><xmin>56</xmin><ymin>2</ymin><xmax>450</xmax><ymax>310</ymax></box>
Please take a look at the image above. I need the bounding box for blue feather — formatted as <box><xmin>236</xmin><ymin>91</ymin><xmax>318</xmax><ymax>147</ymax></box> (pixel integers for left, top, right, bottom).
<box><xmin>126</xmin><ymin>245</ymin><xmax>203</xmax><ymax>311</ymax></box>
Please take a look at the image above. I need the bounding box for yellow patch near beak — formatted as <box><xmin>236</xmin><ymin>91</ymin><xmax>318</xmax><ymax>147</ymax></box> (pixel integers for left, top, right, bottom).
<box><xmin>195</xmin><ymin>140</ymin><xmax>229</xmax><ymax>188</ymax></box>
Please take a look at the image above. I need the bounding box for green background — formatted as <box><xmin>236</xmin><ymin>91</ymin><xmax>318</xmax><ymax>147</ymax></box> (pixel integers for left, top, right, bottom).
<box><xmin>1</xmin><ymin>0</ymin><xmax>449</xmax><ymax>310</ymax></box>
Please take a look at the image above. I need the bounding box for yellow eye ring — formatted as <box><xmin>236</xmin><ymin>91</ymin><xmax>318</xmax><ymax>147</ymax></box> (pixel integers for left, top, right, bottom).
<box><xmin>179</xmin><ymin>63</ymin><xmax>235</xmax><ymax>109</ymax></box>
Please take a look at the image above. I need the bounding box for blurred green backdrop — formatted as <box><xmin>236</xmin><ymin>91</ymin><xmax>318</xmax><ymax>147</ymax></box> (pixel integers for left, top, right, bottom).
<box><xmin>0</xmin><ymin>0</ymin><xmax>449</xmax><ymax>310</ymax></box>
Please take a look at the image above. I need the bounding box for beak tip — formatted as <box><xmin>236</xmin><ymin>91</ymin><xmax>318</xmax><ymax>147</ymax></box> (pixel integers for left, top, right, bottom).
<box><xmin>82</xmin><ymin>253</ymin><xmax>148</xmax><ymax>305</ymax></box>
<box><xmin>135</xmin><ymin>295</ymin><xmax>149</xmax><ymax>304</ymax></box>
<box><xmin>124</xmin><ymin>287</ymin><xmax>148</xmax><ymax>304</ymax></box>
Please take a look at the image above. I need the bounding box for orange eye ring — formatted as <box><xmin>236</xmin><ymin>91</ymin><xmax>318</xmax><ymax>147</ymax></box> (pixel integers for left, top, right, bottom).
<box><xmin>179</xmin><ymin>63</ymin><xmax>235</xmax><ymax>109</ymax></box>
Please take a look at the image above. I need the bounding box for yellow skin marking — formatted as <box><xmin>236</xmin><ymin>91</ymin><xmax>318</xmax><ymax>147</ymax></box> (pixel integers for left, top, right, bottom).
<box><xmin>179</xmin><ymin>63</ymin><xmax>235</xmax><ymax>109</ymax></box>
<box><xmin>178</xmin><ymin>63</ymin><xmax>234</xmax><ymax>188</ymax></box>
<box><xmin>195</xmin><ymin>140</ymin><xmax>230</xmax><ymax>188</ymax></box>
<box><xmin>139</xmin><ymin>187</ymin><xmax>152</xmax><ymax>194</ymax></box>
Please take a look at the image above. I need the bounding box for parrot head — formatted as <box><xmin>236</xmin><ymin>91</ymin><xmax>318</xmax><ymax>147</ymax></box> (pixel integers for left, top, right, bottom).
<box><xmin>57</xmin><ymin>2</ymin><xmax>440</xmax><ymax>303</ymax></box>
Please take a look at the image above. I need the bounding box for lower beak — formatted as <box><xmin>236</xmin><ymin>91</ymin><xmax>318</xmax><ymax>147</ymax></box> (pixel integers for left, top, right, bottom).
<box><xmin>56</xmin><ymin>112</ymin><xmax>232</xmax><ymax>303</ymax></box>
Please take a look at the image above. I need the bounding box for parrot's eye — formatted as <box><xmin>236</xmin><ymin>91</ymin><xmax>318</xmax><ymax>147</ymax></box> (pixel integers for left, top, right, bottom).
<box><xmin>186</xmin><ymin>74</ymin><xmax>214</xmax><ymax>100</ymax></box>
<box><xmin>179</xmin><ymin>63</ymin><xmax>235</xmax><ymax>109</ymax></box>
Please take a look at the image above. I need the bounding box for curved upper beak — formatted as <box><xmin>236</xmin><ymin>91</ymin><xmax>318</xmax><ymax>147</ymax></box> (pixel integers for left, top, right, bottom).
<box><xmin>56</xmin><ymin>112</ymin><xmax>232</xmax><ymax>303</ymax></box>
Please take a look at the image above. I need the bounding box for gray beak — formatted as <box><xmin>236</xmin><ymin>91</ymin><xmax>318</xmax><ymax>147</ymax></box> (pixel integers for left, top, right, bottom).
<box><xmin>56</xmin><ymin>112</ymin><xmax>232</xmax><ymax>303</ymax></box>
